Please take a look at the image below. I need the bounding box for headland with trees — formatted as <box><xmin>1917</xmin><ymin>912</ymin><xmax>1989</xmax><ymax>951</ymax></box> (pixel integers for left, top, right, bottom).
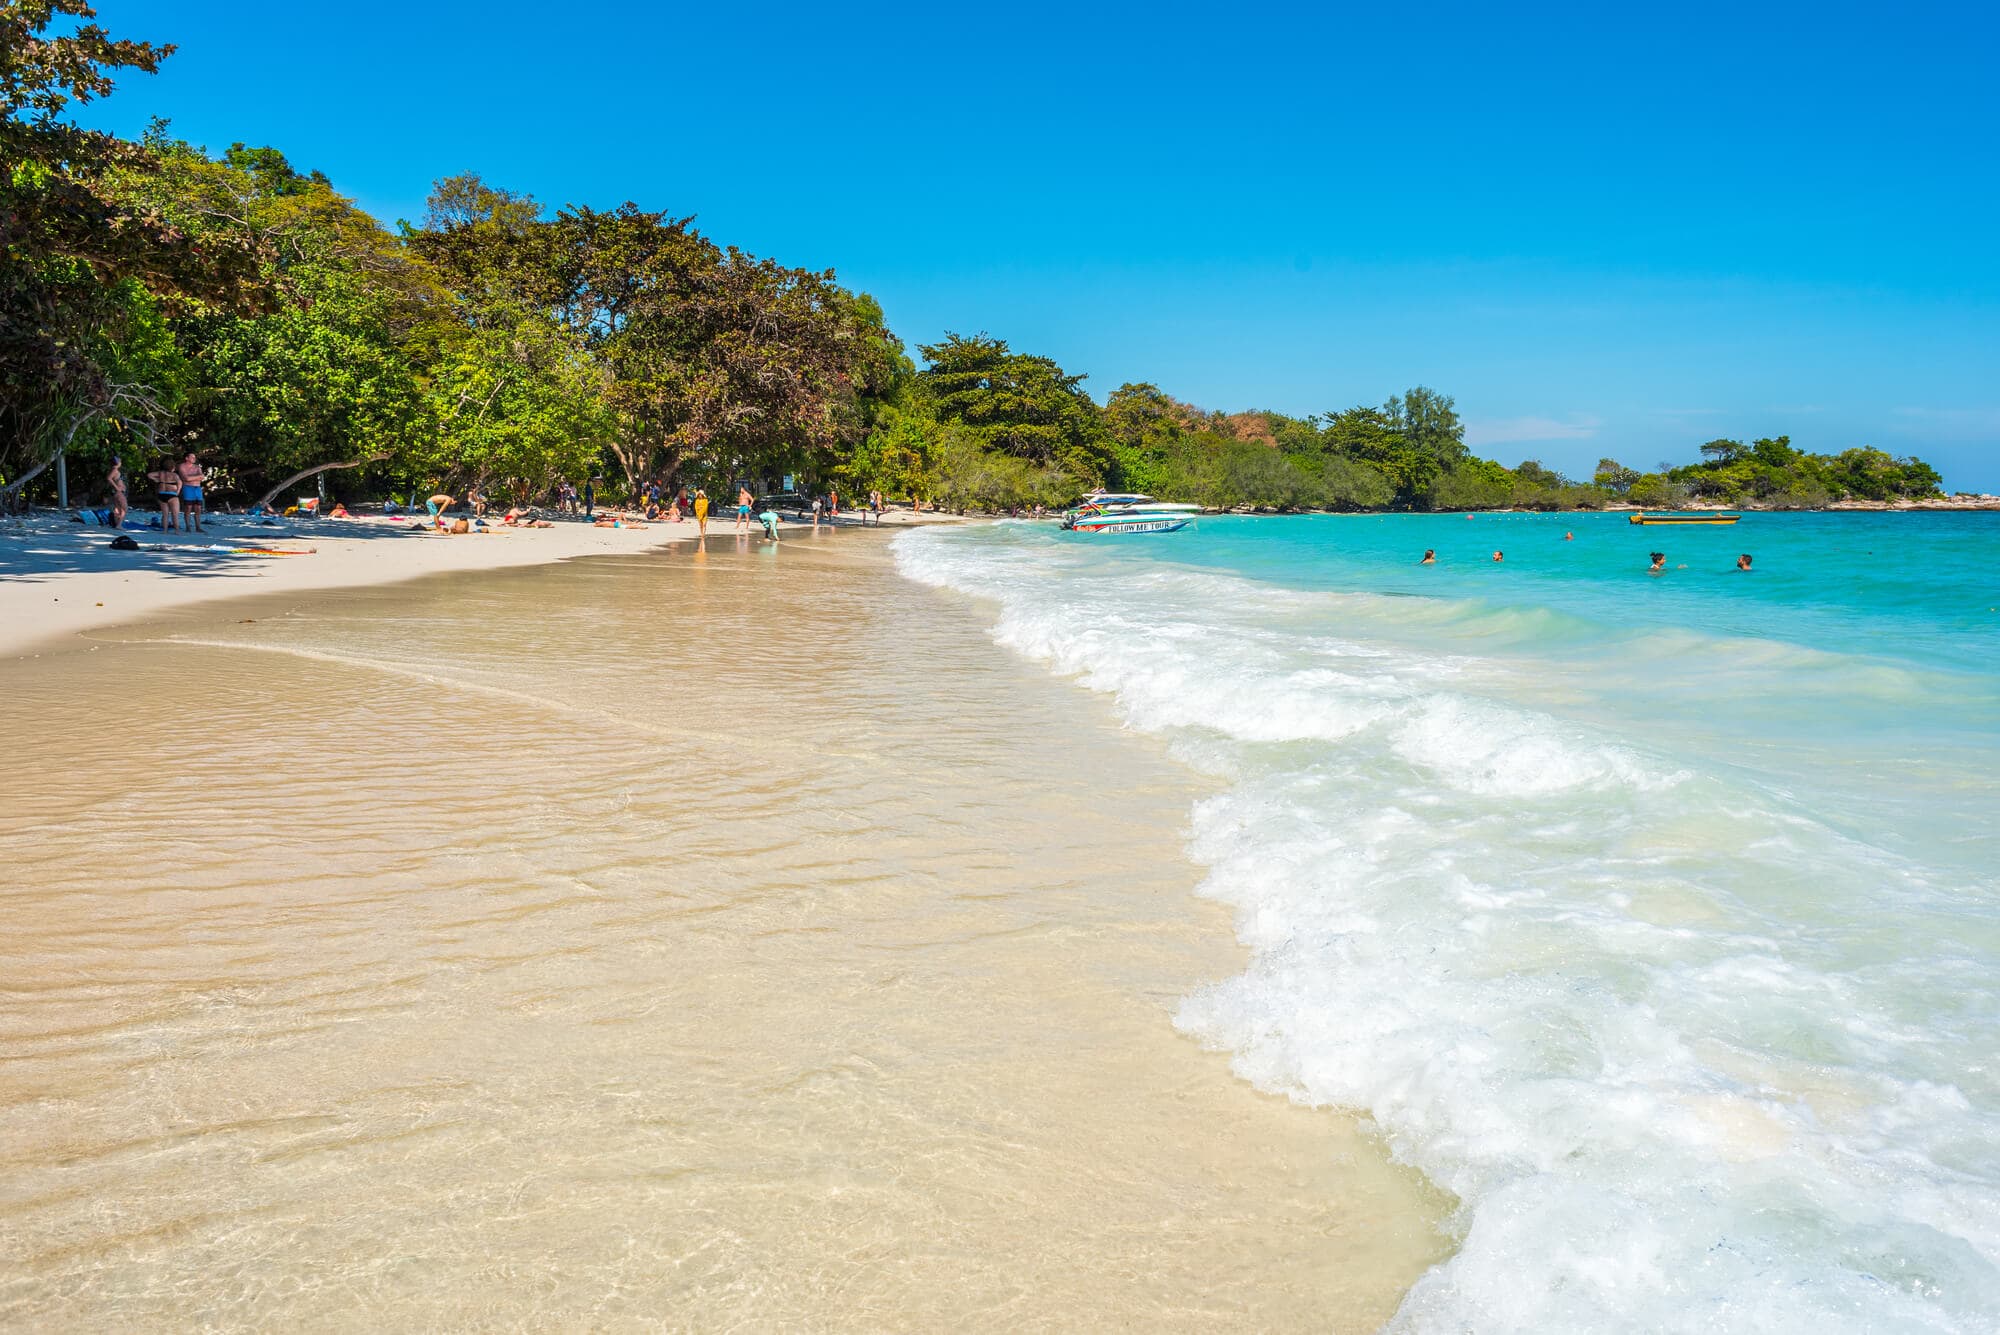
<box><xmin>2</xmin><ymin>5</ymin><xmax>1955</xmax><ymax>518</ymax></box>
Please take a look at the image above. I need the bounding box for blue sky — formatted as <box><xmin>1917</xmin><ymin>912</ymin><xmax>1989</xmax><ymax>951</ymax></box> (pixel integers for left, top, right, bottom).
<box><xmin>83</xmin><ymin>1</ymin><xmax>2000</xmax><ymax>489</ymax></box>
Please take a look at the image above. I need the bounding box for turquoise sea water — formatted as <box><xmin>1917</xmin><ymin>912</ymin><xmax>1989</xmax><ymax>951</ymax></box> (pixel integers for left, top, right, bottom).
<box><xmin>895</xmin><ymin>512</ymin><xmax>2000</xmax><ymax>1333</ymax></box>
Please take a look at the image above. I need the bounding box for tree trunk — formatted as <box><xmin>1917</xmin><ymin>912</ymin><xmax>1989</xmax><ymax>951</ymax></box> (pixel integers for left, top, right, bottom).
<box><xmin>0</xmin><ymin>408</ymin><xmax>103</xmax><ymax>500</ymax></box>
<box><xmin>254</xmin><ymin>453</ymin><xmax>389</xmax><ymax>512</ymax></box>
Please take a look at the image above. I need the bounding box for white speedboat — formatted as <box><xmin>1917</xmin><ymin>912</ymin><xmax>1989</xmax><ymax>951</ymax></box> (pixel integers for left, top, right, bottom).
<box><xmin>1061</xmin><ymin>492</ymin><xmax>1200</xmax><ymax>534</ymax></box>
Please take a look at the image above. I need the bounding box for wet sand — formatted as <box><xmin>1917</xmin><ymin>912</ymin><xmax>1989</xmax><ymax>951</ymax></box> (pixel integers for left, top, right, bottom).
<box><xmin>0</xmin><ymin>528</ymin><xmax>1448</xmax><ymax>1329</ymax></box>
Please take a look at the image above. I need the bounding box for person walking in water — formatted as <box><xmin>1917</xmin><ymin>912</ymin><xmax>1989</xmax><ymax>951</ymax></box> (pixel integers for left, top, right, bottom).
<box><xmin>736</xmin><ymin>485</ymin><xmax>754</xmax><ymax>533</ymax></box>
<box><xmin>177</xmin><ymin>451</ymin><xmax>207</xmax><ymax>532</ymax></box>
<box><xmin>693</xmin><ymin>489</ymin><xmax>710</xmax><ymax>536</ymax></box>
<box><xmin>106</xmin><ymin>458</ymin><xmax>127</xmax><ymax>528</ymax></box>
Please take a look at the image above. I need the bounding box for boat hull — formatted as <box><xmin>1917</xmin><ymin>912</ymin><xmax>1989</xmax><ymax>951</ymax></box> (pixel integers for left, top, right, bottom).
<box><xmin>1628</xmin><ymin>514</ymin><xmax>1741</xmax><ymax>525</ymax></box>
<box><xmin>1066</xmin><ymin>516</ymin><xmax>1191</xmax><ymax>535</ymax></box>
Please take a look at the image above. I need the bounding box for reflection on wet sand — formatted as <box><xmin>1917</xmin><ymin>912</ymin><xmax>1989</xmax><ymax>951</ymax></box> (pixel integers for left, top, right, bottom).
<box><xmin>0</xmin><ymin>530</ymin><xmax>1446</xmax><ymax>1329</ymax></box>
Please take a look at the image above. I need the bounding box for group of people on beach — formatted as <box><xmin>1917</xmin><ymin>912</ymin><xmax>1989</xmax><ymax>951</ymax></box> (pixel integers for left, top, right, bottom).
<box><xmin>106</xmin><ymin>453</ymin><xmax>207</xmax><ymax>533</ymax></box>
<box><xmin>1418</xmin><ymin>543</ymin><xmax>1754</xmax><ymax>572</ymax></box>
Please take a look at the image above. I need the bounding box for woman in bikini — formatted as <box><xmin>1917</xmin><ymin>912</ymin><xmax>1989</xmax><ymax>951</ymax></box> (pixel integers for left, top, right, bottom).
<box><xmin>107</xmin><ymin>459</ymin><xmax>128</xmax><ymax>527</ymax></box>
<box><xmin>149</xmin><ymin>459</ymin><xmax>182</xmax><ymax>531</ymax></box>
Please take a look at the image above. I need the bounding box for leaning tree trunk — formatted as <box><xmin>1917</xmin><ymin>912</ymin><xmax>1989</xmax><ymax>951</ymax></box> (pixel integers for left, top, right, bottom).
<box><xmin>254</xmin><ymin>453</ymin><xmax>390</xmax><ymax>513</ymax></box>
<box><xmin>0</xmin><ymin>407</ymin><xmax>105</xmax><ymax>501</ymax></box>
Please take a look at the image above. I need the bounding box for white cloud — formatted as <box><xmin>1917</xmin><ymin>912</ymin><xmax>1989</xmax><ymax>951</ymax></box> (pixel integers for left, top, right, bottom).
<box><xmin>1891</xmin><ymin>407</ymin><xmax>2000</xmax><ymax>438</ymax></box>
<box><xmin>1465</xmin><ymin>414</ymin><xmax>1603</xmax><ymax>446</ymax></box>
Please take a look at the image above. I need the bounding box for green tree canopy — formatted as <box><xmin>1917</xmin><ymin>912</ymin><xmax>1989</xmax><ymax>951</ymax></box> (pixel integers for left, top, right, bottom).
<box><xmin>1</xmin><ymin>4</ymin><xmax>261</xmax><ymax>491</ymax></box>
<box><xmin>918</xmin><ymin>333</ymin><xmax>1114</xmax><ymax>486</ymax></box>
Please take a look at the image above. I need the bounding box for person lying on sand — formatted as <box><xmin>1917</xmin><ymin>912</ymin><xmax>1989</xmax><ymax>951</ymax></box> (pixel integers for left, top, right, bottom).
<box><xmin>329</xmin><ymin>503</ymin><xmax>352</xmax><ymax>518</ymax></box>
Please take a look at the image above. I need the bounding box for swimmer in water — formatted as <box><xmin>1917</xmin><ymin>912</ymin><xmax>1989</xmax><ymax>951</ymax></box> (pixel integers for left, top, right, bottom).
<box><xmin>1649</xmin><ymin>551</ymin><xmax>1667</xmax><ymax>574</ymax></box>
<box><xmin>1491</xmin><ymin>550</ymin><xmax>1504</xmax><ymax>562</ymax></box>
<box><xmin>1563</xmin><ymin>531</ymin><xmax>1574</xmax><ymax>541</ymax></box>
<box><xmin>1737</xmin><ymin>553</ymin><xmax>1753</xmax><ymax>571</ymax></box>
<box><xmin>1421</xmin><ymin>549</ymin><xmax>1436</xmax><ymax>564</ymax></box>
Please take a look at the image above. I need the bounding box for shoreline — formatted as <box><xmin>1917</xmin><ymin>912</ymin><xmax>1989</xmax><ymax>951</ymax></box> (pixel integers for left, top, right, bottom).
<box><xmin>0</xmin><ymin>507</ymin><xmax>957</xmax><ymax>658</ymax></box>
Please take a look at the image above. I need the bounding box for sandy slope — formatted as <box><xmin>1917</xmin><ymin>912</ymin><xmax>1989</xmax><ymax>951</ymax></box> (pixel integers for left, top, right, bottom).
<box><xmin>1</xmin><ymin>508</ymin><xmax>942</xmax><ymax>657</ymax></box>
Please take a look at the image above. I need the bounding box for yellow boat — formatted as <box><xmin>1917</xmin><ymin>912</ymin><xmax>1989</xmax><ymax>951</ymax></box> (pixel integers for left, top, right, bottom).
<box><xmin>1628</xmin><ymin>512</ymin><xmax>1741</xmax><ymax>526</ymax></box>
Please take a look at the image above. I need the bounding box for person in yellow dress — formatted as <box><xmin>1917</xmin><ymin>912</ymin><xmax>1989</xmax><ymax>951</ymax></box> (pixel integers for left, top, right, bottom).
<box><xmin>693</xmin><ymin>489</ymin><xmax>710</xmax><ymax>535</ymax></box>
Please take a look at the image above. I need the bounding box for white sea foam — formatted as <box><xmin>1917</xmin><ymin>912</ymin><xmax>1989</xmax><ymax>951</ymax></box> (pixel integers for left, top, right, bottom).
<box><xmin>894</xmin><ymin>524</ymin><xmax>2000</xmax><ymax>1332</ymax></box>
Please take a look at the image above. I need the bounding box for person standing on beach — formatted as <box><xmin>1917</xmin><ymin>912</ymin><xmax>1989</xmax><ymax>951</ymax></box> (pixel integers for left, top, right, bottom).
<box><xmin>106</xmin><ymin>459</ymin><xmax>127</xmax><ymax>528</ymax></box>
<box><xmin>736</xmin><ymin>485</ymin><xmax>753</xmax><ymax>533</ymax></box>
<box><xmin>177</xmin><ymin>452</ymin><xmax>206</xmax><ymax>532</ymax></box>
<box><xmin>148</xmin><ymin>460</ymin><xmax>182</xmax><ymax>532</ymax></box>
<box><xmin>583</xmin><ymin>478</ymin><xmax>595</xmax><ymax>518</ymax></box>
<box><xmin>694</xmin><ymin>489</ymin><xmax>709</xmax><ymax>536</ymax></box>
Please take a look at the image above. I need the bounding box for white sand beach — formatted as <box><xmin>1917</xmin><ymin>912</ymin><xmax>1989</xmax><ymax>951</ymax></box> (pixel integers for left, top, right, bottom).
<box><xmin>0</xmin><ymin>507</ymin><xmax>947</xmax><ymax>657</ymax></box>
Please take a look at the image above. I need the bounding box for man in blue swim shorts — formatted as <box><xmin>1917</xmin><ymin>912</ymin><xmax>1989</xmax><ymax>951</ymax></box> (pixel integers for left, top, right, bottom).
<box><xmin>177</xmin><ymin>451</ymin><xmax>207</xmax><ymax>533</ymax></box>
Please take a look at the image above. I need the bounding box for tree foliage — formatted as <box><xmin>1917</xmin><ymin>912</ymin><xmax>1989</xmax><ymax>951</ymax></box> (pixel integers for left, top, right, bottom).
<box><xmin>1</xmin><ymin>3</ymin><xmax>261</xmax><ymax>487</ymax></box>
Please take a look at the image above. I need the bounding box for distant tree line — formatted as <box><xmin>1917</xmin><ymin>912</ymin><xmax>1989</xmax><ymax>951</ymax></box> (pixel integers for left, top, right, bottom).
<box><xmin>0</xmin><ymin>5</ymin><xmax>1951</xmax><ymax>515</ymax></box>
